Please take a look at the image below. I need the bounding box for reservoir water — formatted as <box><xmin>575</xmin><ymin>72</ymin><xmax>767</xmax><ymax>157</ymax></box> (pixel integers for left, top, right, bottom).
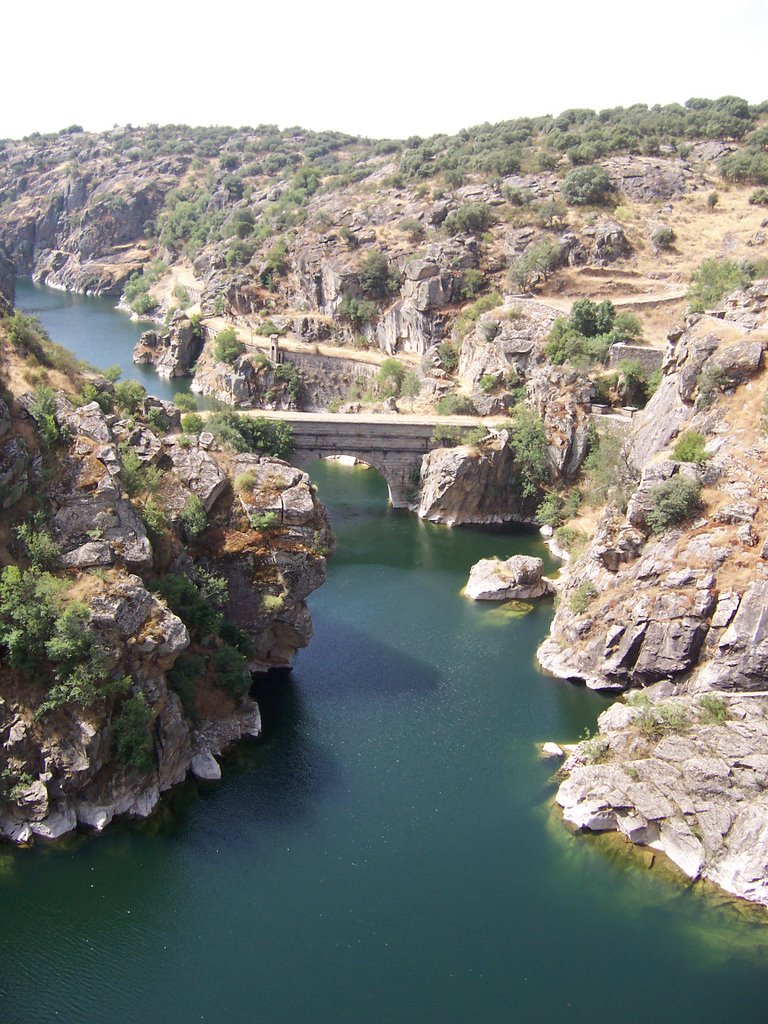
<box><xmin>15</xmin><ymin>279</ymin><xmax>193</xmax><ymax>404</ymax></box>
<box><xmin>1</xmin><ymin>284</ymin><xmax>768</xmax><ymax>1022</ymax></box>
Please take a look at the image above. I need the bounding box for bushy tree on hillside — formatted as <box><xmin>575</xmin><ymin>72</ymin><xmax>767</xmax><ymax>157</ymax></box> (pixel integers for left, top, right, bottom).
<box><xmin>561</xmin><ymin>165</ymin><xmax>612</xmax><ymax>206</ymax></box>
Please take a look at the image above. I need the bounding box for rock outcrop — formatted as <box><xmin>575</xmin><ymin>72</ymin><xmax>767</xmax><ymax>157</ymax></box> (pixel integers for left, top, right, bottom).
<box><xmin>0</xmin><ymin>378</ymin><xmax>332</xmax><ymax>843</ymax></box>
<box><xmin>133</xmin><ymin>312</ymin><xmax>204</xmax><ymax>378</ymax></box>
<box><xmin>556</xmin><ymin>692</ymin><xmax>768</xmax><ymax>906</ymax></box>
<box><xmin>464</xmin><ymin>555</ymin><xmax>553</xmax><ymax>600</ymax></box>
<box><xmin>540</xmin><ymin>284</ymin><xmax>768</xmax><ymax>907</ymax></box>
<box><xmin>417</xmin><ymin>430</ymin><xmax>533</xmax><ymax>526</ymax></box>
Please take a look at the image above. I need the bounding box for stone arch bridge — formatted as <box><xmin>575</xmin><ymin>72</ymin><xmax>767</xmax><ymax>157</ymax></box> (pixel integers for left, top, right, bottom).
<box><xmin>247</xmin><ymin>412</ymin><xmax>484</xmax><ymax>507</ymax></box>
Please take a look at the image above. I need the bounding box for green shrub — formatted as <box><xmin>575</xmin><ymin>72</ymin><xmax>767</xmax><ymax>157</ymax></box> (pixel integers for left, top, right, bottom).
<box><xmin>6</xmin><ymin>312</ymin><xmax>50</xmax><ymax>359</ymax></box>
<box><xmin>544</xmin><ymin>300</ymin><xmax>618</xmax><ymax>367</ymax></box>
<box><xmin>537</xmin><ymin>492</ymin><xmax>565</xmax><ymax>528</ymax></box>
<box><xmin>173</xmin><ymin>392</ymin><xmax>198</xmax><ymax>412</ymax></box>
<box><xmin>173</xmin><ymin>285</ymin><xmax>191</xmax><ymax>307</ymax></box>
<box><xmin>749</xmin><ymin>188</ymin><xmax>768</xmax><ymax>206</ymax></box>
<box><xmin>359</xmin><ymin>251</ymin><xmax>400</xmax><ymax>297</ymax></box>
<box><xmin>569</xmin><ymin>581</ymin><xmax>598</xmax><ymax>614</ymax></box>
<box><xmin>646</xmin><ymin>476</ymin><xmax>702</xmax><ymax>533</ymax></box>
<box><xmin>179</xmin><ymin>494</ymin><xmax>207</xmax><ymax>541</ymax></box>
<box><xmin>696</xmin><ymin>364</ymin><xmax>728</xmax><ymax>407</ymax></box>
<box><xmin>633</xmin><ymin>699</ymin><xmax>690</xmax><ymax>738</ymax></box>
<box><xmin>561</xmin><ymin>165</ymin><xmax>612</xmax><ymax>206</ymax></box>
<box><xmin>140</xmin><ymin>496</ymin><xmax>168</xmax><ymax>538</ymax></box>
<box><xmin>436</xmin><ymin>394</ymin><xmax>475</xmax><ymax>415</ymax></box>
<box><xmin>686</xmin><ymin>258</ymin><xmax>750</xmax><ymax>312</ymax></box>
<box><xmin>570</xmin><ymin>298</ymin><xmax>616</xmax><ymax>337</ymax></box>
<box><xmin>508</xmin><ymin>237</ymin><xmax>562</xmax><ymax>290</ymax></box>
<box><xmin>673</xmin><ymin>431</ymin><xmax>708</xmax><ymax>463</ymax></box>
<box><xmin>460</xmin><ymin>269</ymin><xmax>487</xmax><ymax>299</ymax></box>
<box><xmin>212</xmin><ymin>644</ymin><xmax>251</xmax><ymax>698</ymax></box>
<box><xmin>437</xmin><ymin>341</ymin><xmax>459</xmax><ymax>371</ymax></box>
<box><xmin>249</xmin><ymin>510</ymin><xmax>279</xmax><ymax>531</ymax></box>
<box><xmin>444</xmin><ymin>203</ymin><xmax>494</xmax><ymax>235</ymax></box>
<box><xmin>618</xmin><ymin>359</ymin><xmax>650</xmax><ymax>407</ymax></box>
<box><xmin>30</xmin><ymin>386</ymin><xmax>63</xmax><ymax>449</ymax></box>
<box><xmin>455</xmin><ymin>292</ymin><xmax>502</xmax><ymax>338</ymax></box>
<box><xmin>697</xmin><ymin>694</ymin><xmax>730</xmax><ymax>725</ymax></box>
<box><xmin>214</xmin><ymin>327</ymin><xmax>245</xmax><ymax>364</ymax></box>
<box><xmin>0</xmin><ymin>565</ymin><xmax>63</xmax><ymax>673</ymax></box>
<box><xmin>429</xmin><ymin>424</ymin><xmax>463</xmax><ymax>447</ymax></box>
<box><xmin>583</xmin><ymin>426</ymin><xmax>636</xmax><ymax>509</ymax></box>
<box><xmin>207</xmin><ymin>410</ymin><xmax>293</xmax><ymax>459</ymax></box>
<box><xmin>261</xmin><ymin>593</ymin><xmax>285</xmax><ymax>613</ymax></box>
<box><xmin>114</xmin><ymin>694</ymin><xmax>155</xmax><ymax>770</ymax></box>
<box><xmin>273</xmin><ymin>361</ymin><xmax>303</xmax><ymax>403</ymax></box>
<box><xmin>146</xmin><ymin>407</ymin><xmax>169</xmax><ymax>433</ymax></box>
<box><xmin>152</xmin><ymin>573</ymin><xmax>224</xmax><ymax>639</ymax></box>
<box><xmin>167</xmin><ymin>652</ymin><xmax>206</xmax><ymax>719</ymax></box>
<box><xmin>614</xmin><ymin>311</ymin><xmax>643</xmax><ymax>339</ymax></box>
<box><xmin>234</xmin><ymin>470</ymin><xmax>257</xmax><ymax>493</ymax></box>
<box><xmin>114</xmin><ymin>380</ymin><xmax>147</xmax><ymax>414</ymax></box>
<box><xmin>120</xmin><ymin>448</ymin><xmax>161</xmax><ymax>497</ymax></box>
<box><xmin>508</xmin><ymin>407</ymin><xmax>548</xmax><ymax>497</ymax></box>
<box><xmin>377</xmin><ymin>358</ymin><xmax>406</xmax><ymax>397</ymax></box>
<box><xmin>181</xmin><ymin>412</ymin><xmax>204</xmax><ymax>434</ymax></box>
<box><xmin>652</xmin><ymin>225</ymin><xmax>676</xmax><ymax>249</ymax></box>
<box><xmin>38</xmin><ymin>602</ymin><xmax>128</xmax><ymax>715</ymax></box>
<box><xmin>15</xmin><ymin>516</ymin><xmax>60</xmax><ymax>570</ymax></box>
<box><xmin>339</xmin><ymin>297</ymin><xmax>378</xmax><ymax>325</ymax></box>
<box><xmin>79</xmin><ymin>381</ymin><xmax>113</xmax><ymax>413</ymax></box>
<box><xmin>400</xmin><ymin>217</ymin><xmax>425</xmax><ymax>241</ymax></box>
<box><xmin>554</xmin><ymin>526</ymin><xmax>588</xmax><ymax>554</ymax></box>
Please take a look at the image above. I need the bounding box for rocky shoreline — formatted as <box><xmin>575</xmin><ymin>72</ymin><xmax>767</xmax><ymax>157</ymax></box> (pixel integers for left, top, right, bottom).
<box><xmin>538</xmin><ymin>283</ymin><xmax>768</xmax><ymax>907</ymax></box>
<box><xmin>0</xmin><ymin>365</ymin><xmax>332</xmax><ymax>844</ymax></box>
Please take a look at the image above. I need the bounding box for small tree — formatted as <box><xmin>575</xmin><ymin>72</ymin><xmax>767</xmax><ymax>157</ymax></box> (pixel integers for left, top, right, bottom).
<box><xmin>570</xmin><ymin>298</ymin><xmax>616</xmax><ymax>337</ymax></box>
<box><xmin>114</xmin><ymin>380</ymin><xmax>147</xmax><ymax>414</ymax></box>
<box><xmin>359</xmin><ymin>251</ymin><xmax>400</xmax><ymax>298</ymax></box>
<box><xmin>377</xmin><ymin>358</ymin><xmax>406</xmax><ymax>397</ymax></box>
<box><xmin>646</xmin><ymin>476</ymin><xmax>702</xmax><ymax>533</ymax></box>
<box><xmin>179</xmin><ymin>495</ymin><xmax>207</xmax><ymax>541</ymax></box>
<box><xmin>443</xmin><ymin>203</ymin><xmax>494</xmax><ymax>236</ymax></box>
<box><xmin>673</xmin><ymin>431</ymin><xmax>708</xmax><ymax>463</ymax></box>
<box><xmin>562</xmin><ymin>165</ymin><xmax>612</xmax><ymax>206</ymax></box>
<box><xmin>508</xmin><ymin>407</ymin><xmax>549</xmax><ymax>497</ymax></box>
<box><xmin>214</xmin><ymin>327</ymin><xmax>245</xmax><ymax>365</ymax></box>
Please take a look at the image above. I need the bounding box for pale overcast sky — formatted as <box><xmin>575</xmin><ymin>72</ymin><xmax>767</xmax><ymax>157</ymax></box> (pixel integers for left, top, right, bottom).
<box><xmin>3</xmin><ymin>0</ymin><xmax>766</xmax><ymax>140</ymax></box>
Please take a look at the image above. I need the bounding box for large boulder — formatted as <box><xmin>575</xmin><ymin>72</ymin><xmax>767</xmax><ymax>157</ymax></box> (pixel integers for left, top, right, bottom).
<box><xmin>464</xmin><ymin>555</ymin><xmax>553</xmax><ymax>600</ymax></box>
<box><xmin>417</xmin><ymin>430</ymin><xmax>531</xmax><ymax>526</ymax></box>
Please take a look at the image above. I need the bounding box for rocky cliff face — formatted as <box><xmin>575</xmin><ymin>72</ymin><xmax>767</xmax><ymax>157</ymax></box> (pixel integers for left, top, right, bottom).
<box><xmin>133</xmin><ymin>311</ymin><xmax>204</xmax><ymax>378</ymax></box>
<box><xmin>417</xmin><ymin>430</ymin><xmax>533</xmax><ymax>526</ymax></box>
<box><xmin>540</xmin><ymin>283</ymin><xmax>768</xmax><ymax>905</ymax></box>
<box><xmin>0</xmin><ymin>250</ymin><xmax>14</xmax><ymax>314</ymax></box>
<box><xmin>0</xmin><ymin>373</ymin><xmax>332</xmax><ymax>843</ymax></box>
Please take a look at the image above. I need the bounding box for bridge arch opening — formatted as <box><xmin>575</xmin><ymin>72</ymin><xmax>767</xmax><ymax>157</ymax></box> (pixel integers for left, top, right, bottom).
<box><xmin>300</xmin><ymin>454</ymin><xmax>403</xmax><ymax>508</ymax></box>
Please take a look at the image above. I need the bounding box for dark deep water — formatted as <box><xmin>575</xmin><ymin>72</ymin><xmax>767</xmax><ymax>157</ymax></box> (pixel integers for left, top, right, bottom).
<box><xmin>1</xmin><ymin>287</ymin><xmax>768</xmax><ymax>1023</ymax></box>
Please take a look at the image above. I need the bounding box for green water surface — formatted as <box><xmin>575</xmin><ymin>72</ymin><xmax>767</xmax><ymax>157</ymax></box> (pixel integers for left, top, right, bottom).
<box><xmin>1</xmin><ymin>288</ymin><xmax>767</xmax><ymax>1023</ymax></box>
